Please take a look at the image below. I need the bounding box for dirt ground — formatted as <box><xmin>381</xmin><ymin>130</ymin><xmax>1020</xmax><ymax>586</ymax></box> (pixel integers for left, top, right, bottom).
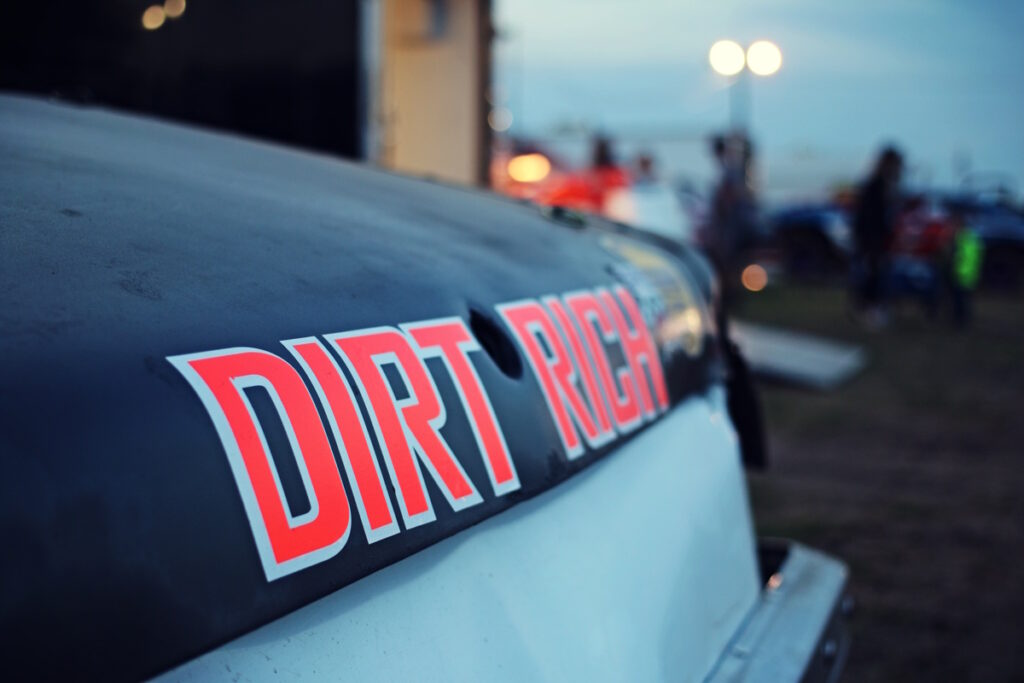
<box><xmin>739</xmin><ymin>284</ymin><xmax>1024</xmax><ymax>682</ymax></box>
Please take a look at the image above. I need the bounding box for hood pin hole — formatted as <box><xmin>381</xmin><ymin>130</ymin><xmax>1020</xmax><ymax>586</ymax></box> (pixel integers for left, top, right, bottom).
<box><xmin>469</xmin><ymin>308</ymin><xmax>523</xmax><ymax>379</ymax></box>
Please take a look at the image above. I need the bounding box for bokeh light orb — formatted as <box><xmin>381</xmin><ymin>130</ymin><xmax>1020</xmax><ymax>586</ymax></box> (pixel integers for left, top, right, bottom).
<box><xmin>741</xmin><ymin>264</ymin><xmax>768</xmax><ymax>292</ymax></box>
<box><xmin>488</xmin><ymin>107</ymin><xmax>513</xmax><ymax>132</ymax></box>
<box><xmin>141</xmin><ymin>5</ymin><xmax>166</xmax><ymax>30</ymax></box>
<box><xmin>746</xmin><ymin>40</ymin><xmax>783</xmax><ymax>76</ymax></box>
<box><xmin>507</xmin><ymin>153</ymin><xmax>551</xmax><ymax>183</ymax></box>
<box><xmin>163</xmin><ymin>0</ymin><xmax>186</xmax><ymax>19</ymax></box>
<box><xmin>708</xmin><ymin>40</ymin><xmax>746</xmax><ymax>77</ymax></box>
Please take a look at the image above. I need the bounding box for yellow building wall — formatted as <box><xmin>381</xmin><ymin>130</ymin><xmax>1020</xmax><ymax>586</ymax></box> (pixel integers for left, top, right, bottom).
<box><xmin>376</xmin><ymin>0</ymin><xmax>488</xmax><ymax>186</ymax></box>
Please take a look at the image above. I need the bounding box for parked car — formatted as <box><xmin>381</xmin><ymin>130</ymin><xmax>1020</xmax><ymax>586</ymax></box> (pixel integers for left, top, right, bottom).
<box><xmin>766</xmin><ymin>203</ymin><xmax>853</xmax><ymax>280</ymax></box>
<box><xmin>0</xmin><ymin>94</ymin><xmax>850</xmax><ymax>682</ymax></box>
<box><xmin>890</xmin><ymin>190</ymin><xmax>1024</xmax><ymax>291</ymax></box>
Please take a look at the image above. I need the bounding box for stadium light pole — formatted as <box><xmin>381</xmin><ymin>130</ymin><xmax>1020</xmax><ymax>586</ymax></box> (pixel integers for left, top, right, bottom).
<box><xmin>709</xmin><ymin>39</ymin><xmax>782</xmax><ymax>131</ymax></box>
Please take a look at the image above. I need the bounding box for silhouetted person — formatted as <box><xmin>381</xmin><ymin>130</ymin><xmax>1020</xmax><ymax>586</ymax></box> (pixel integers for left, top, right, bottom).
<box><xmin>588</xmin><ymin>135</ymin><xmax>630</xmax><ymax>213</ymax></box>
<box><xmin>592</xmin><ymin>136</ymin><xmax>616</xmax><ymax>170</ymax></box>
<box><xmin>707</xmin><ymin>134</ymin><xmax>757</xmax><ymax>304</ymax></box>
<box><xmin>633</xmin><ymin>153</ymin><xmax>657</xmax><ymax>184</ymax></box>
<box><xmin>852</xmin><ymin>145</ymin><xmax>903</xmax><ymax>326</ymax></box>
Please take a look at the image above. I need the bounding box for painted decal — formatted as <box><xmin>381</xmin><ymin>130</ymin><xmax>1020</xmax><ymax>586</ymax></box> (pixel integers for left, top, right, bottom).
<box><xmin>169</xmin><ymin>285</ymin><xmax>670</xmax><ymax>580</ymax></box>
<box><xmin>542</xmin><ymin>296</ymin><xmax>616</xmax><ymax>446</ymax></box>
<box><xmin>496</xmin><ymin>299</ymin><xmax>606</xmax><ymax>460</ymax></box>
<box><xmin>564</xmin><ymin>289</ymin><xmax>644</xmax><ymax>434</ymax></box>
<box><xmin>402</xmin><ymin>318</ymin><xmax>520</xmax><ymax>497</ymax></box>
<box><xmin>602</xmin><ymin>285</ymin><xmax>669</xmax><ymax>417</ymax></box>
<box><xmin>167</xmin><ymin>348</ymin><xmax>353</xmax><ymax>581</ymax></box>
<box><xmin>283</xmin><ymin>337</ymin><xmax>399</xmax><ymax>545</ymax></box>
<box><xmin>327</xmin><ymin>326</ymin><xmax>483</xmax><ymax>530</ymax></box>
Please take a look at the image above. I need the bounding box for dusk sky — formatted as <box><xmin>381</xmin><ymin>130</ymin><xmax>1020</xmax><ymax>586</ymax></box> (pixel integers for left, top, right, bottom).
<box><xmin>494</xmin><ymin>0</ymin><xmax>1024</xmax><ymax>200</ymax></box>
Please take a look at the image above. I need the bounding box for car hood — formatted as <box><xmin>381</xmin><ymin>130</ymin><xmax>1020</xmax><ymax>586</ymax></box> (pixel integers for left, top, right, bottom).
<box><xmin>0</xmin><ymin>94</ymin><xmax>749</xmax><ymax>680</ymax></box>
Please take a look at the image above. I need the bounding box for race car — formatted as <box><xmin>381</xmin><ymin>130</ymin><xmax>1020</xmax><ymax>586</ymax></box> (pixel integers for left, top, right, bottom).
<box><xmin>0</xmin><ymin>94</ymin><xmax>849</xmax><ymax>682</ymax></box>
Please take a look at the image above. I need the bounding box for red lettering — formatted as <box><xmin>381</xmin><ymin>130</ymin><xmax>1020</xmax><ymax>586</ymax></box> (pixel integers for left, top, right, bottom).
<box><xmin>284</xmin><ymin>337</ymin><xmax>399</xmax><ymax>544</ymax></box>
<box><xmin>543</xmin><ymin>295</ymin><xmax>616</xmax><ymax>446</ymax></box>
<box><xmin>328</xmin><ymin>327</ymin><xmax>482</xmax><ymax>529</ymax></box>
<box><xmin>603</xmin><ymin>286</ymin><xmax>669</xmax><ymax>417</ymax></box>
<box><xmin>403</xmin><ymin>318</ymin><xmax>520</xmax><ymax>496</ymax></box>
<box><xmin>565</xmin><ymin>289</ymin><xmax>643</xmax><ymax>433</ymax></box>
<box><xmin>497</xmin><ymin>299</ymin><xmax>602</xmax><ymax>459</ymax></box>
<box><xmin>168</xmin><ymin>348</ymin><xmax>352</xmax><ymax>581</ymax></box>
<box><xmin>169</xmin><ymin>284</ymin><xmax>675</xmax><ymax>581</ymax></box>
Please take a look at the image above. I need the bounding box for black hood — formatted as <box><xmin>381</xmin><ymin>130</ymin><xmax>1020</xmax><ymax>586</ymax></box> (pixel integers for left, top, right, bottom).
<box><xmin>0</xmin><ymin>94</ymin><xmax>722</xmax><ymax>680</ymax></box>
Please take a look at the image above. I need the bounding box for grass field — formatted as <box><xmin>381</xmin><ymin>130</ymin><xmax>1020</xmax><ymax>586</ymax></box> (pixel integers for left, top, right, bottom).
<box><xmin>738</xmin><ymin>284</ymin><xmax>1024</xmax><ymax>682</ymax></box>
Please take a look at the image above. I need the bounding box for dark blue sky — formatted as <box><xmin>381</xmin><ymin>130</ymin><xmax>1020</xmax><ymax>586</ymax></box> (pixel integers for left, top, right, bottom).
<box><xmin>495</xmin><ymin>0</ymin><xmax>1024</xmax><ymax>199</ymax></box>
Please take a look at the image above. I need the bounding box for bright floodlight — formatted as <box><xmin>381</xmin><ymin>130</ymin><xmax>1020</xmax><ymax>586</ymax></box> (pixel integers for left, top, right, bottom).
<box><xmin>746</xmin><ymin>40</ymin><xmax>782</xmax><ymax>76</ymax></box>
<box><xmin>709</xmin><ymin>40</ymin><xmax>745</xmax><ymax>77</ymax></box>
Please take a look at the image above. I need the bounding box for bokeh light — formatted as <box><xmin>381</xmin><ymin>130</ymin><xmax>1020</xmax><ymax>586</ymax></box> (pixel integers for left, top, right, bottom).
<box><xmin>741</xmin><ymin>264</ymin><xmax>768</xmax><ymax>292</ymax></box>
<box><xmin>746</xmin><ymin>40</ymin><xmax>783</xmax><ymax>76</ymax></box>
<box><xmin>488</xmin><ymin>107</ymin><xmax>513</xmax><ymax>132</ymax></box>
<box><xmin>507</xmin><ymin>153</ymin><xmax>551</xmax><ymax>183</ymax></box>
<box><xmin>163</xmin><ymin>0</ymin><xmax>186</xmax><ymax>20</ymax></box>
<box><xmin>141</xmin><ymin>5</ymin><xmax>166</xmax><ymax>30</ymax></box>
<box><xmin>708</xmin><ymin>40</ymin><xmax>745</xmax><ymax>77</ymax></box>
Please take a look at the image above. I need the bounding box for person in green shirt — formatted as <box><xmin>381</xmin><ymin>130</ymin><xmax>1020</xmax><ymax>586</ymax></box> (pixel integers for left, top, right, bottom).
<box><xmin>946</xmin><ymin>212</ymin><xmax>984</xmax><ymax>327</ymax></box>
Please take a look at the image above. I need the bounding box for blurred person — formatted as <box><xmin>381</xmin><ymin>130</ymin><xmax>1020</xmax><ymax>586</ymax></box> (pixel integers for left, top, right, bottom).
<box><xmin>945</xmin><ymin>210</ymin><xmax>984</xmax><ymax>327</ymax></box>
<box><xmin>633</xmin><ymin>153</ymin><xmax>657</xmax><ymax>184</ymax></box>
<box><xmin>588</xmin><ymin>135</ymin><xmax>631</xmax><ymax>212</ymax></box>
<box><xmin>706</xmin><ymin>133</ymin><xmax>759</xmax><ymax>303</ymax></box>
<box><xmin>851</xmin><ymin>145</ymin><xmax>904</xmax><ymax>327</ymax></box>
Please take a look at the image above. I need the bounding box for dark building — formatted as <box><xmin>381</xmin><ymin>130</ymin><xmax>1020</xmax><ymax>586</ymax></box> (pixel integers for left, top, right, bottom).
<box><xmin>1</xmin><ymin>0</ymin><xmax>492</xmax><ymax>184</ymax></box>
<box><xmin>1</xmin><ymin>1</ymin><xmax>365</xmax><ymax>158</ymax></box>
